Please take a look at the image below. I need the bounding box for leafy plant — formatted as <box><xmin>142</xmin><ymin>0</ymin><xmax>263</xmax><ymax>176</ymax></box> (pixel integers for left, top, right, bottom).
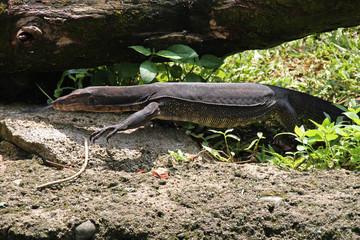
<box><xmin>168</xmin><ymin>149</ymin><xmax>189</xmax><ymax>162</ymax></box>
<box><xmin>55</xmin><ymin>69</ymin><xmax>93</xmax><ymax>98</ymax></box>
<box><xmin>129</xmin><ymin>44</ymin><xmax>224</xmax><ymax>83</ymax></box>
<box><xmin>190</xmin><ymin>128</ymin><xmax>246</xmax><ymax>162</ymax></box>
<box><xmin>266</xmin><ymin>107</ymin><xmax>360</xmax><ymax>170</ymax></box>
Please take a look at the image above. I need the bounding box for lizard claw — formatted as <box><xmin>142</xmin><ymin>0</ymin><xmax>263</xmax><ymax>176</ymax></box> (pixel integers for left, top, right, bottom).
<box><xmin>89</xmin><ymin>125</ymin><xmax>120</xmax><ymax>143</ymax></box>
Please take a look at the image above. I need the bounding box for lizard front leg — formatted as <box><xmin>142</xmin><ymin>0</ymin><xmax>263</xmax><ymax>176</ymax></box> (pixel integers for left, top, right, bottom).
<box><xmin>90</xmin><ymin>102</ymin><xmax>160</xmax><ymax>143</ymax></box>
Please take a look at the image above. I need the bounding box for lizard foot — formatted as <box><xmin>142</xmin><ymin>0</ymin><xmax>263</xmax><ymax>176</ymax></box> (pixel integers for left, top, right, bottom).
<box><xmin>89</xmin><ymin>125</ymin><xmax>120</xmax><ymax>143</ymax></box>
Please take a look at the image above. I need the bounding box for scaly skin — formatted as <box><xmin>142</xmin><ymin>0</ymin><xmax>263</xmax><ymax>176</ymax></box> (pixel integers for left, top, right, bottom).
<box><xmin>51</xmin><ymin>82</ymin><xmax>344</xmax><ymax>142</ymax></box>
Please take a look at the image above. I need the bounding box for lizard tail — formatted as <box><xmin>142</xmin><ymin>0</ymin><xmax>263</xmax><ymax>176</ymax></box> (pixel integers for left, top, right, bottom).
<box><xmin>287</xmin><ymin>90</ymin><xmax>345</xmax><ymax>123</ymax></box>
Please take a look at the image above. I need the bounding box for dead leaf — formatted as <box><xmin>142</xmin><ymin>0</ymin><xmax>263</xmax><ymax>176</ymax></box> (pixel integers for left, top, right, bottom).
<box><xmin>151</xmin><ymin>168</ymin><xmax>168</xmax><ymax>180</ymax></box>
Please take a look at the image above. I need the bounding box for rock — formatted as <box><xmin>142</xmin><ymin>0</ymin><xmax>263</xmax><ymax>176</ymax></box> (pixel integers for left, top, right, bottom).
<box><xmin>13</xmin><ymin>179</ymin><xmax>22</xmax><ymax>185</ymax></box>
<box><xmin>0</xmin><ymin>104</ymin><xmax>200</xmax><ymax>171</ymax></box>
<box><xmin>75</xmin><ymin>220</ymin><xmax>96</xmax><ymax>240</ymax></box>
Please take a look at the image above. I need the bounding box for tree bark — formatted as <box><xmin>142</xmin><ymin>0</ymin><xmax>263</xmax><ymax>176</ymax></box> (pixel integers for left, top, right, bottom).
<box><xmin>1</xmin><ymin>0</ymin><xmax>360</xmax><ymax>73</ymax></box>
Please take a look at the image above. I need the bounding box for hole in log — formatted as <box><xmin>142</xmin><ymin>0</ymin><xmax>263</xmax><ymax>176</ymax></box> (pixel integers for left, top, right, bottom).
<box><xmin>15</xmin><ymin>26</ymin><xmax>43</xmax><ymax>47</ymax></box>
<box><xmin>17</xmin><ymin>31</ymin><xmax>34</xmax><ymax>42</ymax></box>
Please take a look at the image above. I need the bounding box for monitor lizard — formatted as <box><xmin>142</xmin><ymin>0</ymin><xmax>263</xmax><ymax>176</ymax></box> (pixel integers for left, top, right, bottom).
<box><xmin>51</xmin><ymin>82</ymin><xmax>345</xmax><ymax>142</ymax></box>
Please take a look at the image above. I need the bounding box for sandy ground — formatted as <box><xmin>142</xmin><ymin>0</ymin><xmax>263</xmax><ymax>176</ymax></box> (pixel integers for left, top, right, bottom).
<box><xmin>0</xmin><ymin>104</ymin><xmax>359</xmax><ymax>240</ymax></box>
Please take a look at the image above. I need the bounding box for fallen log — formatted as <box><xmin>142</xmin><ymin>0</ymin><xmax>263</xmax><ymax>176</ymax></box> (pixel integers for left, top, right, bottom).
<box><xmin>1</xmin><ymin>0</ymin><xmax>360</xmax><ymax>73</ymax></box>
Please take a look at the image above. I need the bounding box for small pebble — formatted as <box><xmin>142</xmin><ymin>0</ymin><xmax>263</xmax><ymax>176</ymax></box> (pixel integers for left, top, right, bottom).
<box><xmin>13</xmin><ymin>179</ymin><xmax>22</xmax><ymax>185</ymax></box>
<box><xmin>0</xmin><ymin>202</ymin><xmax>8</xmax><ymax>208</ymax></box>
<box><xmin>259</xmin><ymin>196</ymin><xmax>283</xmax><ymax>203</ymax></box>
<box><xmin>75</xmin><ymin>220</ymin><xmax>96</xmax><ymax>240</ymax></box>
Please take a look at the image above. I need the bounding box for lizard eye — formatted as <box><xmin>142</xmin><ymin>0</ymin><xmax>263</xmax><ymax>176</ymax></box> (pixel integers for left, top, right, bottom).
<box><xmin>88</xmin><ymin>96</ymin><xmax>96</xmax><ymax>105</ymax></box>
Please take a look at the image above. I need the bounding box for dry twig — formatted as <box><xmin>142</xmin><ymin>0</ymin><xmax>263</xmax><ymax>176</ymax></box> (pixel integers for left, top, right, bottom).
<box><xmin>36</xmin><ymin>138</ymin><xmax>89</xmax><ymax>190</ymax></box>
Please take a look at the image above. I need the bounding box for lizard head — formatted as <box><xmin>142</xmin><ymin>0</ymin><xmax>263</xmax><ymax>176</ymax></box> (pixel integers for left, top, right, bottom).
<box><xmin>52</xmin><ymin>88</ymin><xmax>97</xmax><ymax>112</ymax></box>
<box><xmin>51</xmin><ymin>86</ymin><xmax>147</xmax><ymax>112</ymax></box>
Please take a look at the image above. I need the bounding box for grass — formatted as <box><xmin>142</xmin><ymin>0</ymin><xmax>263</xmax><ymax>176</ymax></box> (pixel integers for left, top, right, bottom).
<box><xmin>219</xmin><ymin>27</ymin><xmax>360</xmax><ymax>104</ymax></box>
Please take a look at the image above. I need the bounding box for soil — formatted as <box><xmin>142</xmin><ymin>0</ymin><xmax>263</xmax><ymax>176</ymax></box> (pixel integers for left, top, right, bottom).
<box><xmin>0</xmin><ymin>104</ymin><xmax>359</xmax><ymax>240</ymax></box>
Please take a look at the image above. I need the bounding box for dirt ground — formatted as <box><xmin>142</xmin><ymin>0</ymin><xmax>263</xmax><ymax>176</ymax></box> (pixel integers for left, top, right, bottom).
<box><xmin>0</xmin><ymin>104</ymin><xmax>359</xmax><ymax>240</ymax></box>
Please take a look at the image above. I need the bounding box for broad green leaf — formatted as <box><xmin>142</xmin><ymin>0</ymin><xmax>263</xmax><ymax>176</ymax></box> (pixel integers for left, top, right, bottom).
<box><xmin>168</xmin><ymin>44</ymin><xmax>198</xmax><ymax>60</ymax></box>
<box><xmin>170</xmin><ymin>65</ymin><xmax>183</xmax><ymax>79</ymax></box>
<box><xmin>215</xmin><ymin>69</ymin><xmax>226</xmax><ymax>78</ymax></box>
<box><xmin>344</xmin><ymin>112</ymin><xmax>360</xmax><ymax>125</ymax></box>
<box><xmin>349</xmin><ymin>125</ymin><xmax>360</xmax><ymax>131</ymax></box>
<box><xmin>294</xmin><ymin>125</ymin><xmax>305</xmax><ymax>137</ymax></box>
<box><xmin>140</xmin><ymin>60</ymin><xmax>157</xmax><ymax>83</ymax></box>
<box><xmin>129</xmin><ymin>46</ymin><xmax>152</xmax><ymax>56</ymax></box>
<box><xmin>324</xmin><ymin>133</ymin><xmax>338</xmax><ymax>141</ymax></box>
<box><xmin>156</xmin><ymin>50</ymin><xmax>182</xmax><ymax>60</ymax></box>
<box><xmin>322</xmin><ymin>117</ymin><xmax>331</xmax><ymax>127</ymax></box>
<box><xmin>91</xmin><ymin>70</ymin><xmax>111</xmax><ymax>86</ymax></box>
<box><xmin>296</xmin><ymin>145</ymin><xmax>308</xmax><ymax>151</ymax></box>
<box><xmin>185</xmin><ymin>73</ymin><xmax>203</xmax><ymax>82</ymax></box>
<box><xmin>305</xmin><ymin>129</ymin><xmax>321</xmax><ymax>137</ymax></box>
<box><xmin>200</xmin><ymin>54</ymin><xmax>223</xmax><ymax>69</ymax></box>
<box><xmin>120</xmin><ymin>63</ymin><xmax>139</xmax><ymax>77</ymax></box>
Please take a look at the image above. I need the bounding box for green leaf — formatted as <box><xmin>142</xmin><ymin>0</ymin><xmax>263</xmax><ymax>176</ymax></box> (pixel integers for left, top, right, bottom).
<box><xmin>209</xmin><ymin>129</ymin><xmax>223</xmax><ymax>134</ymax></box>
<box><xmin>200</xmin><ymin>54</ymin><xmax>223</xmax><ymax>69</ymax></box>
<box><xmin>245</xmin><ymin>138</ymin><xmax>258</xmax><ymax>150</ymax></box>
<box><xmin>296</xmin><ymin>145</ymin><xmax>308</xmax><ymax>151</ymax></box>
<box><xmin>54</xmin><ymin>88</ymin><xmax>63</xmax><ymax>98</ymax></box>
<box><xmin>91</xmin><ymin>70</ymin><xmax>110</xmax><ymax>86</ymax></box>
<box><xmin>227</xmin><ymin>134</ymin><xmax>240</xmax><ymax>141</ymax></box>
<box><xmin>140</xmin><ymin>60</ymin><xmax>157</xmax><ymax>83</ymax></box>
<box><xmin>215</xmin><ymin>69</ymin><xmax>226</xmax><ymax>78</ymax></box>
<box><xmin>324</xmin><ymin>133</ymin><xmax>338</xmax><ymax>141</ymax></box>
<box><xmin>185</xmin><ymin>73</ymin><xmax>203</xmax><ymax>82</ymax></box>
<box><xmin>202</xmin><ymin>145</ymin><xmax>229</xmax><ymax>162</ymax></box>
<box><xmin>204</xmin><ymin>134</ymin><xmax>221</xmax><ymax>141</ymax></box>
<box><xmin>294</xmin><ymin>125</ymin><xmax>305</xmax><ymax>137</ymax></box>
<box><xmin>305</xmin><ymin>129</ymin><xmax>321</xmax><ymax>138</ymax></box>
<box><xmin>169</xmin><ymin>150</ymin><xmax>187</xmax><ymax>161</ymax></box>
<box><xmin>156</xmin><ymin>50</ymin><xmax>182</xmax><ymax>60</ymax></box>
<box><xmin>322</xmin><ymin>117</ymin><xmax>331</xmax><ymax>127</ymax></box>
<box><xmin>344</xmin><ymin>112</ymin><xmax>360</xmax><ymax>125</ymax></box>
<box><xmin>120</xmin><ymin>63</ymin><xmax>139</xmax><ymax>78</ymax></box>
<box><xmin>168</xmin><ymin>44</ymin><xmax>198</xmax><ymax>60</ymax></box>
<box><xmin>224</xmin><ymin>128</ymin><xmax>234</xmax><ymax>134</ymax></box>
<box><xmin>129</xmin><ymin>46</ymin><xmax>152</xmax><ymax>56</ymax></box>
<box><xmin>169</xmin><ymin>65</ymin><xmax>183</xmax><ymax>79</ymax></box>
<box><xmin>333</xmin><ymin>103</ymin><xmax>348</xmax><ymax>112</ymax></box>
